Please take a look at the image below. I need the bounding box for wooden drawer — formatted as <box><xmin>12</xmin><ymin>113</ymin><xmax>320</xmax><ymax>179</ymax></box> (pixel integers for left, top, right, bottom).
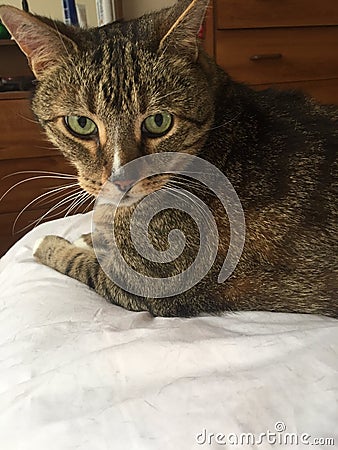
<box><xmin>0</xmin><ymin>156</ymin><xmax>76</xmax><ymax>215</ymax></box>
<box><xmin>216</xmin><ymin>27</ymin><xmax>338</xmax><ymax>85</ymax></box>
<box><xmin>0</xmin><ymin>96</ymin><xmax>58</xmax><ymax>160</ymax></box>
<box><xmin>216</xmin><ymin>0</ymin><xmax>338</xmax><ymax>29</ymax></box>
<box><xmin>253</xmin><ymin>79</ymin><xmax>338</xmax><ymax>105</ymax></box>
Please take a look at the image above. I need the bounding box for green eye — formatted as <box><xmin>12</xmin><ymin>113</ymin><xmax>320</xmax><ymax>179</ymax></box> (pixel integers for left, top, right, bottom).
<box><xmin>64</xmin><ymin>116</ymin><xmax>98</xmax><ymax>138</ymax></box>
<box><xmin>142</xmin><ymin>112</ymin><xmax>173</xmax><ymax>138</ymax></box>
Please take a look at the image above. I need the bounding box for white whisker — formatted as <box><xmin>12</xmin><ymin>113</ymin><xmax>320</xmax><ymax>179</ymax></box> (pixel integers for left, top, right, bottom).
<box><xmin>18</xmin><ymin>113</ymin><xmax>40</xmax><ymax>125</ymax></box>
<box><xmin>33</xmin><ymin>184</ymin><xmax>80</xmax><ymax>207</ymax></box>
<box><xmin>168</xmin><ymin>179</ymin><xmax>208</xmax><ymax>196</ymax></box>
<box><xmin>13</xmin><ymin>189</ymin><xmax>82</xmax><ymax>234</ymax></box>
<box><xmin>3</xmin><ymin>170</ymin><xmax>76</xmax><ymax>179</ymax></box>
<box><xmin>164</xmin><ymin>186</ymin><xmax>212</xmax><ymax>232</ymax></box>
<box><xmin>83</xmin><ymin>197</ymin><xmax>96</xmax><ymax>213</ymax></box>
<box><xmin>0</xmin><ymin>175</ymin><xmax>77</xmax><ymax>204</ymax></box>
<box><xmin>207</xmin><ymin>113</ymin><xmax>241</xmax><ymax>132</ymax></box>
<box><xmin>65</xmin><ymin>191</ymin><xmax>89</xmax><ymax>217</ymax></box>
<box><xmin>35</xmin><ymin>145</ymin><xmax>59</xmax><ymax>151</ymax></box>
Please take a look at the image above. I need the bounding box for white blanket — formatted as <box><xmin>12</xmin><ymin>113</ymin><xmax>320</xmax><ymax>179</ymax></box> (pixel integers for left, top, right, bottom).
<box><xmin>0</xmin><ymin>213</ymin><xmax>337</xmax><ymax>450</ymax></box>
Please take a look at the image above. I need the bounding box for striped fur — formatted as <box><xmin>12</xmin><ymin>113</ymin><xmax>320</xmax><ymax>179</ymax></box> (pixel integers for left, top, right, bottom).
<box><xmin>1</xmin><ymin>0</ymin><xmax>337</xmax><ymax>317</ymax></box>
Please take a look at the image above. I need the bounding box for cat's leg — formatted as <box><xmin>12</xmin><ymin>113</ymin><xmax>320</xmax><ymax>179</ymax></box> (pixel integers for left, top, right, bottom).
<box><xmin>33</xmin><ymin>235</ymin><xmax>218</xmax><ymax>317</ymax></box>
<box><xmin>33</xmin><ymin>235</ymin><xmax>149</xmax><ymax>313</ymax></box>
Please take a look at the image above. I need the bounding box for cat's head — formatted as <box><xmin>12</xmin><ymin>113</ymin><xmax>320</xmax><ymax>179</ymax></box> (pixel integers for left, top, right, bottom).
<box><xmin>0</xmin><ymin>0</ymin><xmax>215</xmax><ymax>205</ymax></box>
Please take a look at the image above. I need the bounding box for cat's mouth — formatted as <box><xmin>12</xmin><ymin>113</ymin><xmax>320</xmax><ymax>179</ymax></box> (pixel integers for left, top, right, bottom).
<box><xmin>101</xmin><ymin>191</ymin><xmax>146</xmax><ymax>207</ymax></box>
<box><xmin>101</xmin><ymin>175</ymin><xmax>170</xmax><ymax>207</ymax></box>
<box><xmin>79</xmin><ymin>174</ymin><xmax>170</xmax><ymax>207</ymax></box>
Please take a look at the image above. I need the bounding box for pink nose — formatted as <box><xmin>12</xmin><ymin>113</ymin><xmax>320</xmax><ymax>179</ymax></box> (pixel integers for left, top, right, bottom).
<box><xmin>113</xmin><ymin>179</ymin><xmax>135</xmax><ymax>192</ymax></box>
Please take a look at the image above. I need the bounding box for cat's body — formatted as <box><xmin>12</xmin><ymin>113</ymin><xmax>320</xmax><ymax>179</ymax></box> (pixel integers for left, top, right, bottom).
<box><xmin>1</xmin><ymin>0</ymin><xmax>337</xmax><ymax>317</ymax></box>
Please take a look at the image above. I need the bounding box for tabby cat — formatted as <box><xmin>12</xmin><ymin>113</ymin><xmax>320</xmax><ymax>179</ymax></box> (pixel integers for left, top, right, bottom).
<box><xmin>0</xmin><ymin>0</ymin><xmax>337</xmax><ymax>317</ymax></box>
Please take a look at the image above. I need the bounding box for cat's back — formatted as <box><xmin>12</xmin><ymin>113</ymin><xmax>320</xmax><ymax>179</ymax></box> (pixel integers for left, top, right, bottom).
<box><xmin>256</xmin><ymin>88</ymin><xmax>338</xmax><ymax>132</ymax></box>
<box><xmin>223</xmin><ymin>84</ymin><xmax>337</xmax><ymax>235</ymax></box>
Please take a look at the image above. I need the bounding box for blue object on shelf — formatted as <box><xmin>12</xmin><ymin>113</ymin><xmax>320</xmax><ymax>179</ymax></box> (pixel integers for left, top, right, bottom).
<box><xmin>62</xmin><ymin>0</ymin><xmax>79</xmax><ymax>26</ymax></box>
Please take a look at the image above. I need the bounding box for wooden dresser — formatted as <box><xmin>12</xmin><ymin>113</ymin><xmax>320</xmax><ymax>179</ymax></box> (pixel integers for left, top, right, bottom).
<box><xmin>204</xmin><ymin>0</ymin><xmax>338</xmax><ymax>104</ymax></box>
<box><xmin>0</xmin><ymin>41</ymin><xmax>81</xmax><ymax>257</ymax></box>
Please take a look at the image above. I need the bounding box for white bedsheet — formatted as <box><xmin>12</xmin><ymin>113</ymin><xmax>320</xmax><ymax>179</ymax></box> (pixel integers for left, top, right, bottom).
<box><xmin>0</xmin><ymin>212</ymin><xmax>337</xmax><ymax>450</ymax></box>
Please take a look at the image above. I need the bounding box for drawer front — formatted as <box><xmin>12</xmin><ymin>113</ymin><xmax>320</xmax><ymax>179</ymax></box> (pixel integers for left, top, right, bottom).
<box><xmin>215</xmin><ymin>28</ymin><xmax>338</xmax><ymax>85</ymax></box>
<box><xmin>253</xmin><ymin>79</ymin><xmax>338</xmax><ymax>105</ymax></box>
<box><xmin>0</xmin><ymin>156</ymin><xmax>77</xmax><ymax>215</ymax></box>
<box><xmin>216</xmin><ymin>0</ymin><xmax>338</xmax><ymax>29</ymax></box>
<box><xmin>0</xmin><ymin>98</ymin><xmax>57</xmax><ymax>160</ymax></box>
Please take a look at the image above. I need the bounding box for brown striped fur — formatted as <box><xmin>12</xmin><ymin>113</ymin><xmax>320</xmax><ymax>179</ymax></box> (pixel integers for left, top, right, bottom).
<box><xmin>1</xmin><ymin>0</ymin><xmax>337</xmax><ymax>317</ymax></box>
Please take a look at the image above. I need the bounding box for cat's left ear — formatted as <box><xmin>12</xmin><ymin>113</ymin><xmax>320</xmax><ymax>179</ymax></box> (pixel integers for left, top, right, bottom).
<box><xmin>159</xmin><ymin>0</ymin><xmax>209</xmax><ymax>60</ymax></box>
<box><xmin>0</xmin><ymin>5</ymin><xmax>77</xmax><ymax>80</ymax></box>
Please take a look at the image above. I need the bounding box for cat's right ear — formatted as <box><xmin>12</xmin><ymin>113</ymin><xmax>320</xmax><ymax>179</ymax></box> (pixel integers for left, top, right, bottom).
<box><xmin>0</xmin><ymin>6</ymin><xmax>77</xmax><ymax>80</ymax></box>
<box><xmin>158</xmin><ymin>0</ymin><xmax>209</xmax><ymax>60</ymax></box>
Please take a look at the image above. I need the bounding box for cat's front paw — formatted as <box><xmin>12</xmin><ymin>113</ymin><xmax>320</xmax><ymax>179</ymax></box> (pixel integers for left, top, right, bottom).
<box><xmin>73</xmin><ymin>233</ymin><xmax>93</xmax><ymax>250</ymax></box>
<box><xmin>33</xmin><ymin>235</ymin><xmax>72</xmax><ymax>267</ymax></box>
<box><xmin>33</xmin><ymin>237</ymin><xmax>45</xmax><ymax>255</ymax></box>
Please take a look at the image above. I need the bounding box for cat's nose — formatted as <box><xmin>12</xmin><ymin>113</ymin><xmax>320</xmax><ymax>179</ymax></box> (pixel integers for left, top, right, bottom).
<box><xmin>112</xmin><ymin>178</ymin><xmax>136</xmax><ymax>193</ymax></box>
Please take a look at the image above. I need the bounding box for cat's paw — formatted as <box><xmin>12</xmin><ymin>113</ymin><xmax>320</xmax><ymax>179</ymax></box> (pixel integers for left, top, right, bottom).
<box><xmin>33</xmin><ymin>237</ymin><xmax>45</xmax><ymax>255</ymax></box>
<box><xmin>33</xmin><ymin>235</ymin><xmax>72</xmax><ymax>267</ymax></box>
<box><xmin>73</xmin><ymin>233</ymin><xmax>93</xmax><ymax>250</ymax></box>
